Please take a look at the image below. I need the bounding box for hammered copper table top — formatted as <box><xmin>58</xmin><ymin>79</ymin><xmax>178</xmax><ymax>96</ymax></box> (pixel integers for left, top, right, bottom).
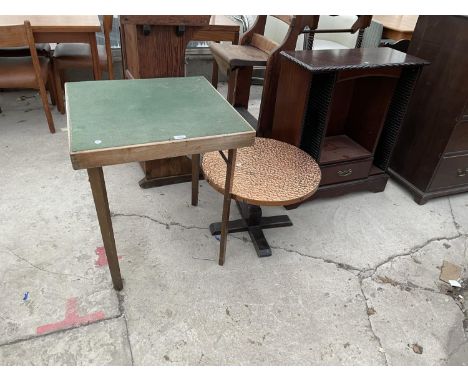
<box><xmin>202</xmin><ymin>137</ymin><xmax>321</xmax><ymax>206</ymax></box>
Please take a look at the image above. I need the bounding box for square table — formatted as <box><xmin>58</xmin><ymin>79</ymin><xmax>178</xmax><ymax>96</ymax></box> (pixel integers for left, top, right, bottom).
<box><xmin>66</xmin><ymin>76</ymin><xmax>256</xmax><ymax>290</ymax></box>
<box><xmin>0</xmin><ymin>15</ymin><xmax>102</xmax><ymax>80</ymax></box>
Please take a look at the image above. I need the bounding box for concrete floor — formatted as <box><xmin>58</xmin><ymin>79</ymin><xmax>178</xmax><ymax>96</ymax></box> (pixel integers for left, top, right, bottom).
<box><xmin>0</xmin><ymin>84</ymin><xmax>467</xmax><ymax>366</ymax></box>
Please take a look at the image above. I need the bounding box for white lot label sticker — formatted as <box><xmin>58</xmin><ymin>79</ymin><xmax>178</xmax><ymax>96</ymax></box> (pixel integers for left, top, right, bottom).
<box><xmin>173</xmin><ymin>135</ymin><xmax>187</xmax><ymax>140</ymax></box>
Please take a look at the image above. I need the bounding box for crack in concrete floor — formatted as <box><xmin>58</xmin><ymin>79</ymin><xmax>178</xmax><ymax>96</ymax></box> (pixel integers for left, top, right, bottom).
<box><xmin>0</xmin><ymin>314</ymin><xmax>123</xmax><ymax>348</ymax></box>
<box><xmin>358</xmin><ymin>279</ymin><xmax>389</xmax><ymax>365</ymax></box>
<box><xmin>2</xmin><ymin>87</ymin><xmax>467</xmax><ymax>364</ymax></box>
<box><xmin>3</xmin><ymin>248</ymin><xmax>93</xmax><ymax>281</ymax></box>
<box><xmin>448</xmin><ymin>197</ymin><xmax>463</xmax><ymax>235</ymax></box>
<box><xmin>111</xmin><ymin>212</ymin><xmax>206</xmax><ymax>231</ymax></box>
<box><xmin>109</xmin><ymin>208</ymin><xmax>468</xmax><ymax>364</ymax></box>
<box><xmin>1</xmin><ymin>200</ymin><xmax>466</xmax><ymax>364</ymax></box>
<box><xmin>117</xmin><ymin>292</ymin><xmax>135</xmax><ymax>366</ymax></box>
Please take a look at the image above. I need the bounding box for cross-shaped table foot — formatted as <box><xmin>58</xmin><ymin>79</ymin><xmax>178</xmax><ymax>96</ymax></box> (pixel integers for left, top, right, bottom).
<box><xmin>209</xmin><ymin>201</ymin><xmax>292</xmax><ymax>258</ymax></box>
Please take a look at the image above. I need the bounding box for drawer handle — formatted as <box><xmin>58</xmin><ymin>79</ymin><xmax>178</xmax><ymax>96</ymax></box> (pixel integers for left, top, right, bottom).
<box><xmin>457</xmin><ymin>168</ymin><xmax>468</xmax><ymax>177</ymax></box>
<box><xmin>338</xmin><ymin>169</ymin><xmax>353</xmax><ymax>177</ymax></box>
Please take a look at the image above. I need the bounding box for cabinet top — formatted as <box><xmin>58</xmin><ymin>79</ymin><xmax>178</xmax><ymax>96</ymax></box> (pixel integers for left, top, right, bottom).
<box><xmin>281</xmin><ymin>47</ymin><xmax>429</xmax><ymax>73</ymax></box>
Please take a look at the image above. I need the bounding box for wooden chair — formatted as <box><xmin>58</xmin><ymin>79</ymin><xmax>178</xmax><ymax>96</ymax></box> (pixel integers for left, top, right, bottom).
<box><xmin>53</xmin><ymin>15</ymin><xmax>114</xmax><ymax>114</ymax></box>
<box><xmin>209</xmin><ymin>15</ymin><xmax>319</xmax><ymax>137</ymax></box>
<box><xmin>0</xmin><ymin>21</ymin><xmax>56</xmax><ymax>133</ymax></box>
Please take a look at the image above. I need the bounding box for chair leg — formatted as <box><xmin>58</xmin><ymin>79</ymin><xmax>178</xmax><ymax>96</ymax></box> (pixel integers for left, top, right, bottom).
<box><xmin>37</xmin><ymin>81</ymin><xmax>55</xmax><ymax>134</ymax></box>
<box><xmin>226</xmin><ymin>67</ymin><xmax>253</xmax><ymax>109</ymax></box>
<box><xmin>53</xmin><ymin>62</ymin><xmax>65</xmax><ymax>115</ymax></box>
<box><xmin>47</xmin><ymin>65</ymin><xmax>57</xmax><ymax>106</ymax></box>
<box><xmin>227</xmin><ymin>69</ymin><xmax>237</xmax><ymax>105</ymax></box>
<box><xmin>211</xmin><ymin>60</ymin><xmax>219</xmax><ymax>89</ymax></box>
<box><xmin>234</xmin><ymin>66</ymin><xmax>253</xmax><ymax>109</ymax></box>
<box><xmin>60</xmin><ymin>69</ymin><xmax>66</xmax><ymax>90</ymax></box>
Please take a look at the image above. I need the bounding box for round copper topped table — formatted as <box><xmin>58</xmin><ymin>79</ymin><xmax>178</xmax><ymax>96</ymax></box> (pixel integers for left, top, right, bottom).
<box><xmin>201</xmin><ymin>137</ymin><xmax>321</xmax><ymax>262</ymax></box>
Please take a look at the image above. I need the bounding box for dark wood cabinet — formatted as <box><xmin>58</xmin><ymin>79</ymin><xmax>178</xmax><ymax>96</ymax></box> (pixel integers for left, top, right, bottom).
<box><xmin>389</xmin><ymin>16</ymin><xmax>468</xmax><ymax>204</ymax></box>
<box><xmin>271</xmin><ymin>47</ymin><xmax>428</xmax><ymax>203</ymax></box>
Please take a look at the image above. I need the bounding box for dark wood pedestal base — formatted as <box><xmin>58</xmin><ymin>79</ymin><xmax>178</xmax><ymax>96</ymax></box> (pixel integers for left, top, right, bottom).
<box><xmin>209</xmin><ymin>201</ymin><xmax>292</xmax><ymax>257</ymax></box>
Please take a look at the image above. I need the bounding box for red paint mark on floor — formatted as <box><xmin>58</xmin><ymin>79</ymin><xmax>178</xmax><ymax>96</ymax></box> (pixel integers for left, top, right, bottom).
<box><xmin>36</xmin><ymin>297</ymin><xmax>105</xmax><ymax>335</ymax></box>
<box><xmin>95</xmin><ymin>246</ymin><xmax>122</xmax><ymax>267</ymax></box>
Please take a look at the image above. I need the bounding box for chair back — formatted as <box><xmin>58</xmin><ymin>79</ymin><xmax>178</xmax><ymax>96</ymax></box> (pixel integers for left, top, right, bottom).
<box><xmin>241</xmin><ymin>15</ymin><xmax>319</xmax><ymax>51</ymax></box>
<box><xmin>256</xmin><ymin>16</ymin><xmax>319</xmax><ymax>136</ymax></box>
<box><xmin>271</xmin><ymin>15</ymin><xmax>319</xmax><ymax>52</ymax></box>
<box><xmin>0</xmin><ymin>23</ymin><xmax>30</xmax><ymax>48</ymax></box>
<box><xmin>305</xmin><ymin>15</ymin><xmax>373</xmax><ymax>49</ymax></box>
<box><xmin>0</xmin><ymin>21</ymin><xmax>42</xmax><ymax>73</ymax></box>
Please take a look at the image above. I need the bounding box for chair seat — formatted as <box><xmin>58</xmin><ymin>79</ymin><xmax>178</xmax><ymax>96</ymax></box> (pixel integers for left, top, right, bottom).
<box><xmin>53</xmin><ymin>43</ymin><xmax>107</xmax><ymax>68</ymax></box>
<box><xmin>0</xmin><ymin>43</ymin><xmax>51</xmax><ymax>58</ymax></box>
<box><xmin>209</xmin><ymin>42</ymin><xmax>270</xmax><ymax>69</ymax></box>
<box><xmin>202</xmin><ymin>137</ymin><xmax>321</xmax><ymax>206</ymax></box>
<box><xmin>0</xmin><ymin>56</ymin><xmax>49</xmax><ymax>89</ymax></box>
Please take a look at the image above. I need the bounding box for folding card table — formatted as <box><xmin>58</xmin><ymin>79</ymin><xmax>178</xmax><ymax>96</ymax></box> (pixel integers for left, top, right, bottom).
<box><xmin>67</xmin><ymin>77</ymin><xmax>255</xmax><ymax>290</ymax></box>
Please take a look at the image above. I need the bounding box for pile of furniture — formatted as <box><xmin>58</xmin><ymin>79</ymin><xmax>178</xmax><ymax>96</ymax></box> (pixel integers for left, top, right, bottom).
<box><xmin>6</xmin><ymin>14</ymin><xmax>466</xmax><ymax>289</ymax></box>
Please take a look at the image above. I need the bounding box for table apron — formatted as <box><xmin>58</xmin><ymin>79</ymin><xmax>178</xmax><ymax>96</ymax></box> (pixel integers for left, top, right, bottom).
<box><xmin>70</xmin><ymin>133</ymin><xmax>255</xmax><ymax>170</ymax></box>
<box><xmin>34</xmin><ymin>31</ymin><xmax>95</xmax><ymax>43</ymax></box>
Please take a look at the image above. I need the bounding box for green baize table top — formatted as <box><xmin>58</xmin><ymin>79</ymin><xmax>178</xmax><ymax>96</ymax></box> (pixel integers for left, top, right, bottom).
<box><xmin>67</xmin><ymin>76</ymin><xmax>255</xmax><ymax>154</ymax></box>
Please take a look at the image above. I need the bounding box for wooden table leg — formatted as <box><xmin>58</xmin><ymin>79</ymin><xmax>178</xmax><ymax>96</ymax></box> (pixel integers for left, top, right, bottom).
<box><xmin>87</xmin><ymin>167</ymin><xmax>123</xmax><ymax>290</ymax></box>
<box><xmin>88</xmin><ymin>32</ymin><xmax>101</xmax><ymax>80</ymax></box>
<box><xmin>218</xmin><ymin>149</ymin><xmax>237</xmax><ymax>266</ymax></box>
<box><xmin>191</xmin><ymin>153</ymin><xmax>200</xmax><ymax>206</ymax></box>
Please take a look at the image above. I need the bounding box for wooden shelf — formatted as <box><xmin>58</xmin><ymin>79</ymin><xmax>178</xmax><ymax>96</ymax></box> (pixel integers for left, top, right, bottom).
<box><xmin>271</xmin><ymin>47</ymin><xmax>427</xmax><ymax>201</ymax></box>
<box><xmin>320</xmin><ymin>135</ymin><xmax>371</xmax><ymax>165</ymax></box>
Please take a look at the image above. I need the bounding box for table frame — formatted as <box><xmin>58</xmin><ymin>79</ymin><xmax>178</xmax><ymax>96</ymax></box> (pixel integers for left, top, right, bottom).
<box><xmin>69</xmin><ymin>99</ymin><xmax>254</xmax><ymax>290</ymax></box>
<box><xmin>85</xmin><ymin>146</ymin><xmax>242</xmax><ymax>290</ymax></box>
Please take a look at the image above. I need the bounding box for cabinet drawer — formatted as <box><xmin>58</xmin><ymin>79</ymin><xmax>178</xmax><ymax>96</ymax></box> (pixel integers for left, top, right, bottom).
<box><xmin>445</xmin><ymin>120</ymin><xmax>468</xmax><ymax>154</ymax></box>
<box><xmin>320</xmin><ymin>159</ymin><xmax>372</xmax><ymax>186</ymax></box>
<box><xmin>430</xmin><ymin>154</ymin><xmax>468</xmax><ymax>190</ymax></box>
